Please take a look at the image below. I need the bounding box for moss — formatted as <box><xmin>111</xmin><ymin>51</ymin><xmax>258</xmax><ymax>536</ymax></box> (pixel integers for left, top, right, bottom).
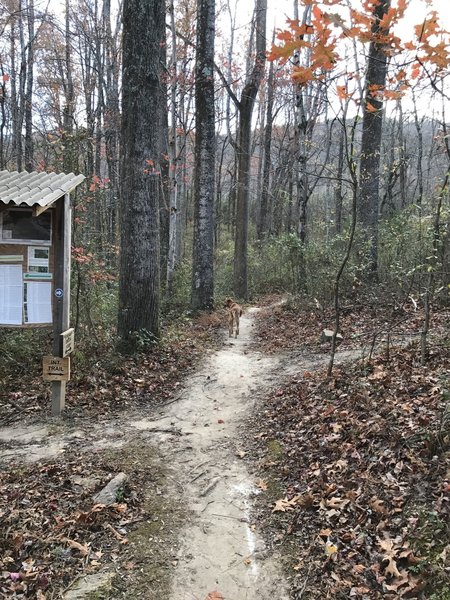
<box><xmin>99</xmin><ymin>443</ymin><xmax>187</xmax><ymax>599</ymax></box>
<box><xmin>85</xmin><ymin>588</ymin><xmax>112</xmax><ymax>600</ymax></box>
<box><xmin>267</xmin><ymin>439</ymin><xmax>284</xmax><ymax>460</ymax></box>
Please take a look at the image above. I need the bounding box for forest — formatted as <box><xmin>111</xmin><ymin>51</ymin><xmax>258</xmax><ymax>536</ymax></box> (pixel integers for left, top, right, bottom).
<box><xmin>0</xmin><ymin>0</ymin><xmax>449</xmax><ymax>598</ymax></box>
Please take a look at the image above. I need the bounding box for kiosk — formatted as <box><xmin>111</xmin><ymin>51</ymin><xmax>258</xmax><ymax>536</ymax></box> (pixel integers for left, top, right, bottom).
<box><xmin>0</xmin><ymin>170</ymin><xmax>85</xmax><ymax>415</ymax></box>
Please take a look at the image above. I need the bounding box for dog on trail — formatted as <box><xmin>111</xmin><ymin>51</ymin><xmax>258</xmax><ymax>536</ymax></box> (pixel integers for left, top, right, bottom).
<box><xmin>225</xmin><ymin>298</ymin><xmax>243</xmax><ymax>338</ymax></box>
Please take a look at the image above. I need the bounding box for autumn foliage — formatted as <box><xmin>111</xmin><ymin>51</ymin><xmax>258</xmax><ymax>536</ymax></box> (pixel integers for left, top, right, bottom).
<box><xmin>269</xmin><ymin>0</ymin><xmax>450</xmax><ymax>107</ymax></box>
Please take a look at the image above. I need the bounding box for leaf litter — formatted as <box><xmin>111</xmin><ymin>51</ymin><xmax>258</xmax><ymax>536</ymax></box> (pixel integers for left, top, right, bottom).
<box><xmin>0</xmin><ymin>312</ymin><xmax>223</xmax><ymax>426</ymax></box>
<box><xmin>0</xmin><ymin>448</ymin><xmax>159</xmax><ymax>598</ymax></box>
<box><xmin>248</xmin><ymin>301</ymin><xmax>449</xmax><ymax>598</ymax></box>
<box><xmin>1</xmin><ymin>300</ymin><xmax>449</xmax><ymax>598</ymax></box>
<box><xmin>0</xmin><ymin>311</ymin><xmax>225</xmax><ymax>598</ymax></box>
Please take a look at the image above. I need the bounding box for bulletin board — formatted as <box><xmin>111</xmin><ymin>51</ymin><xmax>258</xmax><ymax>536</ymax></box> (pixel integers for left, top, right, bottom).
<box><xmin>0</xmin><ymin>264</ymin><xmax>23</xmax><ymax>325</ymax></box>
<box><xmin>0</xmin><ymin>210</ymin><xmax>55</xmax><ymax>327</ymax></box>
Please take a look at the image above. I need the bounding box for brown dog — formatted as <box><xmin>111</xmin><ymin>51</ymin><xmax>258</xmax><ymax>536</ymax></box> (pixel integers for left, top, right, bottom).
<box><xmin>225</xmin><ymin>298</ymin><xmax>243</xmax><ymax>338</ymax></box>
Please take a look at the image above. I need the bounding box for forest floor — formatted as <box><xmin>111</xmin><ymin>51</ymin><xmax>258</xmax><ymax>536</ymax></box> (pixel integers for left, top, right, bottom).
<box><xmin>0</xmin><ymin>297</ymin><xmax>449</xmax><ymax>599</ymax></box>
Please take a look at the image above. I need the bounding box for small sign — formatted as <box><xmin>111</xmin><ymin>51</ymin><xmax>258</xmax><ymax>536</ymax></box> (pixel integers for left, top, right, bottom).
<box><xmin>24</xmin><ymin>272</ymin><xmax>53</xmax><ymax>280</ymax></box>
<box><xmin>54</xmin><ymin>288</ymin><xmax>63</xmax><ymax>298</ymax></box>
<box><xmin>61</xmin><ymin>328</ymin><xmax>75</xmax><ymax>357</ymax></box>
<box><xmin>0</xmin><ymin>255</ymin><xmax>23</xmax><ymax>262</ymax></box>
<box><xmin>43</xmin><ymin>356</ymin><xmax>70</xmax><ymax>381</ymax></box>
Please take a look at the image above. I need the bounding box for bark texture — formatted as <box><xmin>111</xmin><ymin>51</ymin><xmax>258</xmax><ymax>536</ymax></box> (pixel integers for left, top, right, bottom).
<box><xmin>233</xmin><ymin>0</ymin><xmax>267</xmax><ymax>299</ymax></box>
<box><xmin>118</xmin><ymin>0</ymin><xmax>165</xmax><ymax>346</ymax></box>
<box><xmin>192</xmin><ymin>0</ymin><xmax>216</xmax><ymax>310</ymax></box>
<box><xmin>359</xmin><ymin>0</ymin><xmax>390</xmax><ymax>277</ymax></box>
<box><xmin>257</xmin><ymin>36</ymin><xmax>275</xmax><ymax>240</ymax></box>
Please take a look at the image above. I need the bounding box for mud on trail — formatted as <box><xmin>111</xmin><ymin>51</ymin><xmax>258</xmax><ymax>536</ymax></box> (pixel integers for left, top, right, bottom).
<box><xmin>0</xmin><ymin>307</ymin><xmax>358</xmax><ymax>600</ymax></box>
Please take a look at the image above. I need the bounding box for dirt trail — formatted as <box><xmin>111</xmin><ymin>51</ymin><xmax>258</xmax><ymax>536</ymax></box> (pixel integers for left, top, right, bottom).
<box><xmin>148</xmin><ymin>307</ymin><xmax>289</xmax><ymax>600</ymax></box>
<box><xmin>0</xmin><ymin>306</ymin><xmax>364</xmax><ymax>599</ymax></box>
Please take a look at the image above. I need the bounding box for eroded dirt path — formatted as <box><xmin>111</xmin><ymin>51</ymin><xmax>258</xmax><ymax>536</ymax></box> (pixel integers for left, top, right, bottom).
<box><xmin>150</xmin><ymin>308</ymin><xmax>290</xmax><ymax>600</ymax></box>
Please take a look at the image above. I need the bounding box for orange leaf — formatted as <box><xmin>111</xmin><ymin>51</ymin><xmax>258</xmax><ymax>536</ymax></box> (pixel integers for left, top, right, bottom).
<box><xmin>292</xmin><ymin>66</ymin><xmax>314</xmax><ymax>85</ymax></box>
<box><xmin>205</xmin><ymin>592</ymin><xmax>224</xmax><ymax>600</ymax></box>
<box><xmin>383</xmin><ymin>89</ymin><xmax>405</xmax><ymax>100</ymax></box>
<box><xmin>312</xmin><ymin>5</ymin><xmax>323</xmax><ymax>21</ymax></box>
<box><xmin>411</xmin><ymin>63</ymin><xmax>421</xmax><ymax>79</ymax></box>
<box><xmin>268</xmin><ymin>41</ymin><xmax>303</xmax><ymax>62</ymax></box>
<box><xmin>337</xmin><ymin>85</ymin><xmax>350</xmax><ymax>100</ymax></box>
<box><xmin>366</xmin><ymin>101</ymin><xmax>378</xmax><ymax>113</ymax></box>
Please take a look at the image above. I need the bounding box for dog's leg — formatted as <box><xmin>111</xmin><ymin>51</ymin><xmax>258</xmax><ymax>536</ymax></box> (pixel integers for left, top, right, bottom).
<box><xmin>228</xmin><ymin>313</ymin><xmax>233</xmax><ymax>337</ymax></box>
<box><xmin>235</xmin><ymin>311</ymin><xmax>239</xmax><ymax>338</ymax></box>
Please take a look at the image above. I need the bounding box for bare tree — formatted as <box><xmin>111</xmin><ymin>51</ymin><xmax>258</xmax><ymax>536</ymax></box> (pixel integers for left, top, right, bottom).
<box><xmin>191</xmin><ymin>0</ymin><xmax>216</xmax><ymax>310</ymax></box>
<box><xmin>166</xmin><ymin>0</ymin><xmax>179</xmax><ymax>297</ymax></box>
<box><xmin>233</xmin><ymin>0</ymin><xmax>267</xmax><ymax>299</ymax></box>
<box><xmin>359</xmin><ymin>0</ymin><xmax>390</xmax><ymax>278</ymax></box>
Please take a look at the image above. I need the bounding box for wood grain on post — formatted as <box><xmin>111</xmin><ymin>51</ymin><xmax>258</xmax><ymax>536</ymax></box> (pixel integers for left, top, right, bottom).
<box><xmin>51</xmin><ymin>193</ymin><xmax>72</xmax><ymax>416</ymax></box>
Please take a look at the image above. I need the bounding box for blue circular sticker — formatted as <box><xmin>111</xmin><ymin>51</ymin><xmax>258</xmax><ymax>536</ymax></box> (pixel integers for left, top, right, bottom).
<box><xmin>54</xmin><ymin>288</ymin><xmax>64</xmax><ymax>298</ymax></box>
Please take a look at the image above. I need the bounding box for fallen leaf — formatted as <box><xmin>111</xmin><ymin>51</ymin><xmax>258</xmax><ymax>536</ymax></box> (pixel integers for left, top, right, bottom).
<box><xmin>292</xmin><ymin>559</ymin><xmax>304</xmax><ymax>571</ymax></box>
<box><xmin>369</xmin><ymin>497</ymin><xmax>388</xmax><ymax>515</ymax></box>
<box><xmin>384</xmin><ymin>557</ymin><xmax>401</xmax><ymax>578</ymax></box>
<box><xmin>325</xmin><ymin>541</ymin><xmax>338</xmax><ymax>556</ymax></box>
<box><xmin>205</xmin><ymin>592</ymin><xmax>224</xmax><ymax>600</ymax></box>
<box><xmin>323</xmin><ymin>496</ymin><xmax>348</xmax><ymax>509</ymax></box>
<box><xmin>272</xmin><ymin>496</ymin><xmax>299</xmax><ymax>512</ymax></box>
<box><xmin>65</xmin><ymin>539</ymin><xmax>89</xmax><ymax>556</ymax></box>
<box><xmin>352</xmin><ymin>564</ymin><xmax>366</xmax><ymax>574</ymax></box>
<box><xmin>350</xmin><ymin>586</ymin><xmax>370</xmax><ymax>596</ymax></box>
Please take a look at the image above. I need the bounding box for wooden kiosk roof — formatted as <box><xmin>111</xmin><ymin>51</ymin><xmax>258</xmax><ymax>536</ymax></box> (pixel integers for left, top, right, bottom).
<box><xmin>0</xmin><ymin>170</ymin><xmax>85</xmax><ymax>214</ymax></box>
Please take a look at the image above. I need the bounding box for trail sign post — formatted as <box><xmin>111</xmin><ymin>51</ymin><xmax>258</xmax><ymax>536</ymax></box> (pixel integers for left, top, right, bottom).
<box><xmin>61</xmin><ymin>328</ymin><xmax>75</xmax><ymax>358</ymax></box>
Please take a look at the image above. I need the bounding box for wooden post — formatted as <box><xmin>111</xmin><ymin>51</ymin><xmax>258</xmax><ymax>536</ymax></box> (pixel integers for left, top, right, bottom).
<box><xmin>51</xmin><ymin>193</ymin><xmax>71</xmax><ymax>415</ymax></box>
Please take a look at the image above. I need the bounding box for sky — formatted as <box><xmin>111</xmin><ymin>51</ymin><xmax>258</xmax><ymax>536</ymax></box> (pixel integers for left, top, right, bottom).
<box><xmin>226</xmin><ymin>0</ymin><xmax>450</xmax><ymax>41</ymax></box>
<box><xmin>217</xmin><ymin>0</ymin><xmax>449</xmax><ymax>118</ymax></box>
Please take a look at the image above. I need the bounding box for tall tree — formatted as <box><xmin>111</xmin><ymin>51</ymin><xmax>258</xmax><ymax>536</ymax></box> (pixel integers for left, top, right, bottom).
<box><xmin>62</xmin><ymin>0</ymin><xmax>75</xmax><ymax>173</ymax></box>
<box><xmin>24</xmin><ymin>0</ymin><xmax>34</xmax><ymax>171</ymax></box>
<box><xmin>233</xmin><ymin>0</ymin><xmax>267</xmax><ymax>299</ymax></box>
<box><xmin>166</xmin><ymin>0</ymin><xmax>179</xmax><ymax>297</ymax></box>
<box><xmin>102</xmin><ymin>0</ymin><xmax>121</xmax><ymax>248</ymax></box>
<box><xmin>118</xmin><ymin>0</ymin><xmax>165</xmax><ymax>347</ymax></box>
<box><xmin>358</xmin><ymin>0</ymin><xmax>390</xmax><ymax>278</ymax></box>
<box><xmin>257</xmin><ymin>30</ymin><xmax>276</xmax><ymax>240</ymax></box>
<box><xmin>191</xmin><ymin>0</ymin><xmax>215</xmax><ymax>310</ymax></box>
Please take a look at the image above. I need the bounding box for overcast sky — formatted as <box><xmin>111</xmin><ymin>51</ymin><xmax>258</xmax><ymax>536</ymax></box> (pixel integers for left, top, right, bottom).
<box><xmin>226</xmin><ymin>0</ymin><xmax>450</xmax><ymax>40</ymax></box>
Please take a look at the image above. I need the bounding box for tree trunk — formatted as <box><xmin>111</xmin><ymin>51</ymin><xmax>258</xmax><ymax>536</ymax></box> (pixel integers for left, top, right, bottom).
<box><xmin>233</xmin><ymin>0</ymin><xmax>267</xmax><ymax>299</ymax></box>
<box><xmin>103</xmin><ymin>0</ymin><xmax>121</xmax><ymax>251</ymax></box>
<box><xmin>166</xmin><ymin>1</ymin><xmax>179</xmax><ymax>297</ymax></box>
<box><xmin>334</xmin><ymin>126</ymin><xmax>345</xmax><ymax>234</ymax></box>
<box><xmin>257</xmin><ymin>34</ymin><xmax>275</xmax><ymax>240</ymax></box>
<box><xmin>191</xmin><ymin>0</ymin><xmax>216</xmax><ymax>311</ymax></box>
<box><xmin>358</xmin><ymin>0</ymin><xmax>390</xmax><ymax>278</ymax></box>
<box><xmin>24</xmin><ymin>0</ymin><xmax>34</xmax><ymax>171</ymax></box>
<box><xmin>118</xmin><ymin>0</ymin><xmax>165</xmax><ymax>347</ymax></box>
<box><xmin>63</xmin><ymin>0</ymin><xmax>75</xmax><ymax>173</ymax></box>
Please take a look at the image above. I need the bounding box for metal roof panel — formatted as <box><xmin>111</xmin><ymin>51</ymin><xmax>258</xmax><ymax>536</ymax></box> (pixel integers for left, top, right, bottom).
<box><xmin>0</xmin><ymin>170</ymin><xmax>85</xmax><ymax>208</ymax></box>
